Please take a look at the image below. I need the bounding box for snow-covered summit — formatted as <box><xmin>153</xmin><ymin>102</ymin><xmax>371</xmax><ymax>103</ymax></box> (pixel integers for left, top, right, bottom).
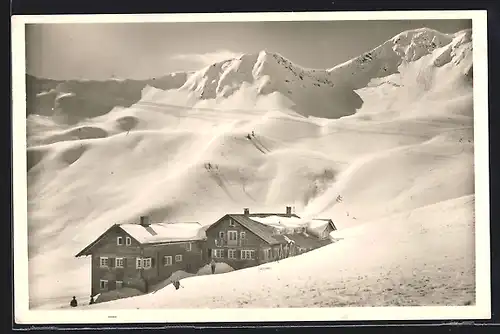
<box><xmin>326</xmin><ymin>27</ymin><xmax>472</xmax><ymax>90</ymax></box>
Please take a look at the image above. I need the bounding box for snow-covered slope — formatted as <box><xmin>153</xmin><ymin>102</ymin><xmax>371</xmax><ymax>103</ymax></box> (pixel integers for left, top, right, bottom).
<box><xmin>26</xmin><ymin>72</ymin><xmax>191</xmax><ymax>124</ymax></box>
<box><xmin>26</xmin><ymin>27</ymin><xmax>475</xmax><ymax>309</ymax></box>
<box><xmin>84</xmin><ymin>195</ymin><xmax>475</xmax><ymax>309</ymax></box>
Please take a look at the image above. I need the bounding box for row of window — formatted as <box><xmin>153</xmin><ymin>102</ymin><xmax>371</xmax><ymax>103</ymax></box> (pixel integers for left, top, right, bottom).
<box><xmin>99</xmin><ymin>255</ymin><xmax>183</xmax><ymax>269</ymax></box>
<box><xmin>273</xmin><ymin>227</ymin><xmax>306</xmax><ymax>235</ymax></box>
<box><xmin>100</xmin><ymin>279</ymin><xmax>122</xmax><ymax>291</ymax></box>
<box><xmin>115</xmin><ymin>236</ymin><xmax>193</xmax><ymax>251</ymax></box>
<box><xmin>212</xmin><ymin>249</ymin><xmax>255</xmax><ymax>260</ymax></box>
<box><xmin>218</xmin><ymin>230</ymin><xmax>246</xmax><ymax>240</ymax></box>
<box><xmin>116</xmin><ymin>236</ymin><xmax>132</xmax><ymax>246</ymax></box>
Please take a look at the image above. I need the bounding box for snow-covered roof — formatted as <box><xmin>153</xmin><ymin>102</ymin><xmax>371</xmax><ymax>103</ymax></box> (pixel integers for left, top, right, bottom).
<box><xmin>305</xmin><ymin>219</ymin><xmax>333</xmax><ymax>236</ymax></box>
<box><xmin>251</xmin><ymin>216</ymin><xmax>307</xmax><ymax>229</ymax></box>
<box><xmin>120</xmin><ymin>222</ymin><xmax>206</xmax><ymax>244</ymax></box>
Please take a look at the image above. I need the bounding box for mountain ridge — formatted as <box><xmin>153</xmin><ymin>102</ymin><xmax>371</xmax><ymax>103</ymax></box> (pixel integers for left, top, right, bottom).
<box><xmin>27</xmin><ymin>27</ymin><xmax>472</xmax><ymax>123</ymax></box>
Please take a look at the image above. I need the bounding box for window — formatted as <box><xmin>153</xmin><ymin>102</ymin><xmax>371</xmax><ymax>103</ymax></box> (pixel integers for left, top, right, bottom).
<box><xmin>228</xmin><ymin>230</ymin><xmax>237</xmax><ymax>241</ymax></box>
<box><xmin>125</xmin><ymin>237</ymin><xmax>132</xmax><ymax>245</ymax></box>
<box><xmin>163</xmin><ymin>255</ymin><xmax>172</xmax><ymax>266</ymax></box>
<box><xmin>229</xmin><ymin>219</ymin><xmax>235</xmax><ymax>227</ymax></box>
<box><xmin>175</xmin><ymin>254</ymin><xmax>183</xmax><ymax>262</ymax></box>
<box><xmin>100</xmin><ymin>257</ymin><xmax>109</xmax><ymax>268</ymax></box>
<box><xmin>143</xmin><ymin>258</ymin><xmax>152</xmax><ymax>269</ymax></box>
<box><xmin>100</xmin><ymin>280</ymin><xmax>108</xmax><ymax>290</ymax></box>
<box><xmin>185</xmin><ymin>242</ymin><xmax>192</xmax><ymax>251</ymax></box>
<box><xmin>240</xmin><ymin>232</ymin><xmax>246</xmax><ymax>239</ymax></box>
<box><xmin>212</xmin><ymin>249</ymin><xmax>224</xmax><ymax>258</ymax></box>
<box><xmin>240</xmin><ymin>250</ymin><xmax>255</xmax><ymax>260</ymax></box>
<box><xmin>117</xmin><ymin>236</ymin><xmax>123</xmax><ymax>245</ymax></box>
<box><xmin>218</xmin><ymin>231</ymin><xmax>225</xmax><ymax>239</ymax></box>
<box><xmin>228</xmin><ymin>249</ymin><xmax>236</xmax><ymax>259</ymax></box>
<box><xmin>115</xmin><ymin>257</ymin><xmax>124</xmax><ymax>268</ymax></box>
<box><xmin>116</xmin><ymin>281</ymin><xmax>123</xmax><ymax>289</ymax></box>
<box><xmin>264</xmin><ymin>248</ymin><xmax>272</xmax><ymax>259</ymax></box>
<box><xmin>136</xmin><ymin>257</ymin><xmax>152</xmax><ymax>269</ymax></box>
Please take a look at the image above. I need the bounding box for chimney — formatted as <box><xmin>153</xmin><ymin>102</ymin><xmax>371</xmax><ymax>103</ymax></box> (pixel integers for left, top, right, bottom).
<box><xmin>286</xmin><ymin>206</ymin><xmax>292</xmax><ymax>217</ymax></box>
<box><xmin>243</xmin><ymin>208</ymin><xmax>250</xmax><ymax>216</ymax></box>
<box><xmin>140</xmin><ymin>215</ymin><xmax>150</xmax><ymax>227</ymax></box>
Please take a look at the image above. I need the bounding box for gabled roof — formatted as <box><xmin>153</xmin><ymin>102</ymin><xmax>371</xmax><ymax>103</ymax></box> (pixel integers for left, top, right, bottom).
<box><xmin>306</xmin><ymin>219</ymin><xmax>337</xmax><ymax>236</ymax></box>
<box><xmin>206</xmin><ymin>214</ymin><xmax>288</xmax><ymax>245</ymax></box>
<box><xmin>120</xmin><ymin>222</ymin><xmax>205</xmax><ymax>244</ymax></box>
<box><xmin>75</xmin><ymin>221</ymin><xmax>205</xmax><ymax>257</ymax></box>
<box><xmin>229</xmin><ymin>214</ymin><xmax>286</xmax><ymax>245</ymax></box>
<box><xmin>75</xmin><ymin>224</ymin><xmax>120</xmax><ymax>257</ymax></box>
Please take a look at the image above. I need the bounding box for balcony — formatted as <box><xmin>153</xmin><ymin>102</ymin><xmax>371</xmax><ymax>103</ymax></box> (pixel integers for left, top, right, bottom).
<box><xmin>214</xmin><ymin>238</ymin><xmax>249</xmax><ymax>247</ymax></box>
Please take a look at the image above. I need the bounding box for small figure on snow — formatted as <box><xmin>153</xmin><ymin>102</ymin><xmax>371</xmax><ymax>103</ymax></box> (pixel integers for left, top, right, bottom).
<box><xmin>246</xmin><ymin>134</ymin><xmax>252</xmax><ymax>140</ymax></box>
<box><xmin>210</xmin><ymin>259</ymin><xmax>216</xmax><ymax>274</ymax></box>
<box><xmin>89</xmin><ymin>295</ymin><xmax>95</xmax><ymax>305</ymax></box>
<box><xmin>172</xmin><ymin>279</ymin><xmax>182</xmax><ymax>290</ymax></box>
<box><xmin>251</xmin><ymin>131</ymin><xmax>255</xmax><ymax>137</ymax></box>
<box><xmin>70</xmin><ymin>296</ymin><xmax>78</xmax><ymax>307</ymax></box>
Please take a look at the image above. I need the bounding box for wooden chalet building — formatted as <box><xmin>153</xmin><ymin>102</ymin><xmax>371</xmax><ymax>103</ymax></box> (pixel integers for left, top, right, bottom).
<box><xmin>203</xmin><ymin>206</ymin><xmax>336</xmax><ymax>270</ymax></box>
<box><xmin>75</xmin><ymin>216</ymin><xmax>206</xmax><ymax>298</ymax></box>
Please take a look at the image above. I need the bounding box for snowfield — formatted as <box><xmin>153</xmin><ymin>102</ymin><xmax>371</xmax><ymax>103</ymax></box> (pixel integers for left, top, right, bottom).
<box><xmin>25</xmin><ymin>27</ymin><xmax>481</xmax><ymax>311</ymax></box>
<box><xmin>85</xmin><ymin>195</ymin><xmax>475</xmax><ymax>309</ymax></box>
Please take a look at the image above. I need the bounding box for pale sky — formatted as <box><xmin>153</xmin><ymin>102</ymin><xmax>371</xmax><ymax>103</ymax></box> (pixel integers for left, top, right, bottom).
<box><xmin>25</xmin><ymin>19</ymin><xmax>471</xmax><ymax>81</ymax></box>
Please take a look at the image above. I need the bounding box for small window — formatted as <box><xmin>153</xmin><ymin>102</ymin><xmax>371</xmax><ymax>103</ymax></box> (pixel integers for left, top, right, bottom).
<box><xmin>240</xmin><ymin>232</ymin><xmax>246</xmax><ymax>239</ymax></box>
<box><xmin>117</xmin><ymin>236</ymin><xmax>123</xmax><ymax>245</ymax></box>
<box><xmin>228</xmin><ymin>219</ymin><xmax>235</xmax><ymax>227</ymax></box>
<box><xmin>100</xmin><ymin>280</ymin><xmax>108</xmax><ymax>290</ymax></box>
<box><xmin>164</xmin><ymin>255</ymin><xmax>172</xmax><ymax>266</ymax></box>
<box><xmin>175</xmin><ymin>254</ymin><xmax>183</xmax><ymax>262</ymax></box>
<box><xmin>185</xmin><ymin>243</ymin><xmax>192</xmax><ymax>251</ymax></box>
<box><xmin>143</xmin><ymin>258</ymin><xmax>152</xmax><ymax>269</ymax></box>
<box><xmin>228</xmin><ymin>249</ymin><xmax>236</xmax><ymax>259</ymax></box>
<box><xmin>218</xmin><ymin>231</ymin><xmax>225</xmax><ymax>239</ymax></box>
<box><xmin>136</xmin><ymin>257</ymin><xmax>143</xmax><ymax>269</ymax></box>
<box><xmin>212</xmin><ymin>249</ymin><xmax>224</xmax><ymax>258</ymax></box>
<box><xmin>116</xmin><ymin>281</ymin><xmax>123</xmax><ymax>289</ymax></box>
<box><xmin>228</xmin><ymin>231</ymin><xmax>237</xmax><ymax>241</ymax></box>
<box><xmin>100</xmin><ymin>257</ymin><xmax>108</xmax><ymax>268</ymax></box>
<box><xmin>240</xmin><ymin>250</ymin><xmax>255</xmax><ymax>260</ymax></box>
<box><xmin>125</xmin><ymin>237</ymin><xmax>132</xmax><ymax>245</ymax></box>
<box><xmin>116</xmin><ymin>257</ymin><xmax>124</xmax><ymax>268</ymax></box>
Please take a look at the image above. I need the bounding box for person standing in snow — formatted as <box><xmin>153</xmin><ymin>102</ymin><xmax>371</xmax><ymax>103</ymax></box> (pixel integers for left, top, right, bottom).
<box><xmin>89</xmin><ymin>296</ymin><xmax>95</xmax><ymax>305</ymax></box>
<box><xmin>251</xmin><ymin>131</ymin><xmax>255</xmax><ymax>137</ymax></box>
<box><xmin>173</xmin><ymin>280</ymin><xmax>181</xmax><ymax>290</ymax></box>
<box><xmin>70</xmin><ymin>296</ymin><xmax>77</xmax><ymax>307</ymax></box>
<box><xmin>210</xmin><ymin>259</ymin><xmax>216</xmax><ymax>274</ymax></box>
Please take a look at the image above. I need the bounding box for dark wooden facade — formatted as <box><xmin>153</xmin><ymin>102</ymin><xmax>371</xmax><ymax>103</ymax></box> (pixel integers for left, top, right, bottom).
<box><xmin>77</xmin><ymin>209</ymin><xmax>335</xmax><ymax>300</ymax></box>
<box><xmin>204</xmin><ymin>214</ymin><xmax>288</xmax><ymax>270</ymax></box>
<box><xmin>77</xmin><ymin>224</ymin><xmax>205</xmax><ymax>297</ymax></box>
